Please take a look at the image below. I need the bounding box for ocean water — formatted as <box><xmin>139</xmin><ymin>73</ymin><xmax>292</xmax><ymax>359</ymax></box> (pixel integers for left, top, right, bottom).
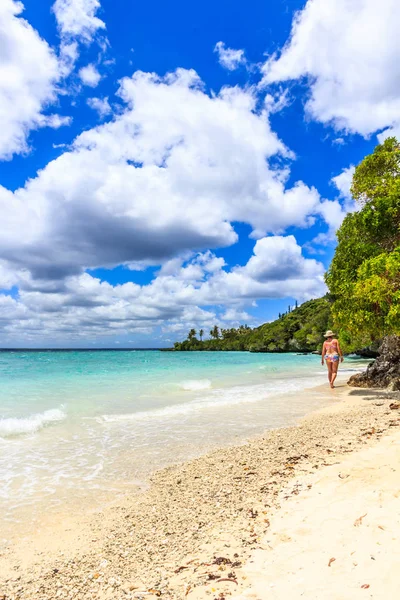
<box><xmin>0</xmin><ymin>350</ymin><xmax>368</xmax><ymax>533</ymax></box>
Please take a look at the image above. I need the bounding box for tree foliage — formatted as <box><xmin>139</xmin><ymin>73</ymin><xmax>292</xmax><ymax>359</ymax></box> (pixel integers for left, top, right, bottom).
<box><xmin>173</xmin><ymin>298</ymin><xmax>331</xmax><ymax>352</ymax></box>
<box><xmin>326</xmin><ymin>137</ymin><xmax>400</xmax><ymax>350</ymax></box>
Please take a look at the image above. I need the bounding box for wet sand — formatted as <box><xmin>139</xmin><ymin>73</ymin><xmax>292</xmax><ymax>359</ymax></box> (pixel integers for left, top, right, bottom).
<box><xmin>1</xmin><ymin>379</ymin><xmax>399</xmax><ymax>599</ymax></box>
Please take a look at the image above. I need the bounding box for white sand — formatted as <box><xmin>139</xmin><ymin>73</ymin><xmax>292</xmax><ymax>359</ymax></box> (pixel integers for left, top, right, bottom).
<box><xmin>2</xmin><ymin>382</ymin><xmax>400</xmax><ymax>599</ymax></box>
<box><xmin>233</xmin><ymin>425</ymin><xmax>400</xmax><ymax>599</ymax></box>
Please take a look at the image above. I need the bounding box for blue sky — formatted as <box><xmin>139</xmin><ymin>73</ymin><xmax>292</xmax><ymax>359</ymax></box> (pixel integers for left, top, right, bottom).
<box><xmin>0</xmin><ymin>0</ymin><xmax>398</xmax><ymax>347</ymax></box>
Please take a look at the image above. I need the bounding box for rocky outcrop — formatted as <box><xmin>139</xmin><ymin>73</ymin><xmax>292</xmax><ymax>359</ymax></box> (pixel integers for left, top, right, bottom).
<box><xmin>355</xmin><ymin>343</ymin><xmax>381</xmax><ymax>359</ymax></box>
<box><xmin>348</xmin><ymin>335</ymin><xmax>400</xmax><ymax>391</ymax></box>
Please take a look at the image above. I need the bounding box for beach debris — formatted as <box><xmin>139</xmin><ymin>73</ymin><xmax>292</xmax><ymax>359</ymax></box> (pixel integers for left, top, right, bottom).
<box><xmin>354</xmin><ymin>513</ymin><xmax>367</xmax><ymax>527</ymax></box>
<box><xmin>147</xmin><ymin>589</ymin><xmax>161</xmax><ymax>596</ymax></box>
<box><xmin>378</xmin><ymin>525</ymin><xmax>385</xmax><ymax>530</ymax></box>
<box><xmin>184</xmin><ymin>584</ymin><xmax>192</xmax><ymax>596</ymax></box>
<box><xmin>248</xmin><ymin>509</ymin><xmax>258</xmax><ymax>519</ymax></box>
<box><xmin>213</xmin><ymin>557</ymin><xmax>232</xmax><ymax>566</ymax></box>
<box><xmin>389</xmin><ymin>402</ymin><xmax>400</xmax><ymax>410</ymax></box>
<box><xmin>174</xmin><ymin>566</ymin><xmax>189</xmax><ymax>574</ymax></box>
<box><xmin>361</xmin><ymin>584</ymin><xmax>370</xmax><ymax>589</ymax></box>
<box><xmin>328</xmin><ymin>557</ymin><xmax>336</xmax><ymax>567</ymax></box>
<box><xmin>361</xmin><ymin>427</ymin><xmax>376</xmax><ymax>436</ymax></box>
<box><xmin>338</xmin><ymin>473</ymin><xmax>350</xmax><ymax>479</ymax></box>
<box><xmin>216</xmin><ymin>578</ymin><xmax>238</xmax><ymax>585</ymax></box>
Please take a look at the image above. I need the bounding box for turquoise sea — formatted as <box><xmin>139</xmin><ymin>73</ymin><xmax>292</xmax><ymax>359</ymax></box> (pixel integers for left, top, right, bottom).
<box><xmin>0</xmin><ymin>350</ymin><xmax>367</xmax><ymax>533</ymax></box>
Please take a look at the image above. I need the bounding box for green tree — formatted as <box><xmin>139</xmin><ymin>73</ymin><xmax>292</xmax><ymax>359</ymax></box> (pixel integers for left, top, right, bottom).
<box><xmin>210</xmin><ymin>325</ymin><xmax>220</xmax><ymax>339</ymax></box>
<box><xmin>173</xmin><ymin>298</ymin><xmax>330</xmax><ymax>353</ymax></box>
<box><xmin>187</xmin><ymin>328</ymin><xmax>197</xmax><ymax>341</ymax></box>
<box><xmin>326</xmin><ymin>137</ymin><xmax>400</xmax><ymax>349</ymax></box>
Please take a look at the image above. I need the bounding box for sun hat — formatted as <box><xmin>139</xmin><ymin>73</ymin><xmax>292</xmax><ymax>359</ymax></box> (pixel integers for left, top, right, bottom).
<box><xmin>324</xmin><ymin>330</ymin><xmax>335</xmax><ymax>338</ymax></box>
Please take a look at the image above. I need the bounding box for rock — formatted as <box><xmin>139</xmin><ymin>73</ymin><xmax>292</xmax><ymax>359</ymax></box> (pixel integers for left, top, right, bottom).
<box><xmin>348</xmin><ymin>335</ymin><xmax>400</xmax><ymax>390</ymax></box>
<box><xmin>354</xmin><ymin>343</ymin><xmax>381</xmax><ymax>359</ymax></box>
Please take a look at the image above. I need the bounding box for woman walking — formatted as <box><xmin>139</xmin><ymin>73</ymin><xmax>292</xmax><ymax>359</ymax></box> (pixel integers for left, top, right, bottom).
<box><xmin>321</xmin><ymin>330</ymin><xmax>343</xmax><ymax>388</ymax></box>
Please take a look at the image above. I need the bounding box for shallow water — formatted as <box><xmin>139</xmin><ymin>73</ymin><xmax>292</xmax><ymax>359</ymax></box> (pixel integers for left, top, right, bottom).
<box><xmin>0</xmin><ymin>350</ymin><xmax>368</xmax><ymax>532</ymax></box>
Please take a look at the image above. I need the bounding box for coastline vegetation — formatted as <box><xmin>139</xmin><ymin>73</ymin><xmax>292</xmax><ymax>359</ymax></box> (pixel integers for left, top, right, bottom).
<box><xmin>326</xmin><ymin>137</ymin><xmax>400</xmax><ymax>352</ymax></box>
<box><xmin>174</xmin><ymin>138</ymin><xmax>399</xmax><ymax>358</ymax></box>
<box><xmin>173</xmin><ymin>297</ymin><xmax>331</xmax><ymax>352</ymax></box>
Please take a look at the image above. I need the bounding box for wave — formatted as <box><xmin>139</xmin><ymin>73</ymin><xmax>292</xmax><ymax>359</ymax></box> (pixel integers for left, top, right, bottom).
<box><xmin>0</xmin><ymin>408</ymin><xmax>66</xmax><ymax>438</ymax></box>
<box><xmin>98</xmin><ymin>377</ymin><xmax>321</xmax><ymax>424</ymax></box>
<box><xmin>178</xmin><ymin>379</ymin><xmax>212</xmax><ymax>391</ymax></box>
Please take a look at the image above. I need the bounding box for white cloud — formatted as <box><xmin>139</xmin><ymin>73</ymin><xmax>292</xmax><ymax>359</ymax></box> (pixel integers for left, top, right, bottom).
<box><xmin>0</xmin><ymin>68</ymin><xmax>329</xmax><ymax>285</ymax></box>
<box><xmin>377</xmin><ymin>124</ymin><xmax>400</xmax><ymax>144</ymax></box>
<box><xmin>0</xmin><ymin>262</ymin><xmax>18</xmax><ymax>290</ymax></box>
<box><xmin>38</xmin><ymin>114</ymin><xmax>73</xmax><ymax>128</ymax></box>
<box><xmin>262</xmin><ymin>0</ymin><xmax>400</xmax><ymax>137</ymax></box>
<box><xmin>87</xmin><ymin>96</ymin><xmax>111</xmax><ymax>117</ymax></box>
<box><xmin>209</xmin><ymin>236</ymin><xmax>326</xmax><ymax>301</ymax></box>
<box><xmin>53</xmin><ymin>1</ymin><xmax>107</xmax><ymax>75</ymax></box>
<box><xmin>0</xmin><ymin>238</ymin><xmax>326</xmax><ymax>342</ymax></box>
<box><xmin>214</xmin><ymin>41</ymin><xmax>246</xmax><ymax>71</ymax></box>
<box><xmin>79</xmin><ymin>64</ymin><xmax>101</xmax><ymax>87</ymax></box>
<box><xmin>59</xmin><ymin>40</ymin><xmax>79</xmax><ymax>77</ymax></box>
<box><xmin>307</xmin><ymin>165</ymin><xmax>357</xmax><ymax>250</ymax></box>
<box><xmin>0</xmin><ymin>0</ymin><xmax>62</xmax><ymax>159</ymax></box>
<box><xmin>331</xmin><ymin>165</ymin><xmax>355</xmax><ymax>204</ymax></box>
<box><xmin>52</xmin><ymin>0</ymin><xmax>105</xmax><ymax>42</ymax></box>
<box><xmin>316</xmin><ymin>200</ymin><xmax>347</xmax><ymax>235</ymax></box>
<box><xmin>221</xmin><ymin>308</ymin><xmax>252</xmax><ymax>322</ymax></box>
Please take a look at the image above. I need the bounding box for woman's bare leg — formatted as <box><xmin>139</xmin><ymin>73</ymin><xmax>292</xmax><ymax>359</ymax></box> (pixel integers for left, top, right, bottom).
<box><xmin>331</xmin><ymin>362</ymin><xmax>339</xmax><ymax>388</ymax></box>
<box><xmin>327</xmin><ymin>362</ymin><xmax>333</xmax><ymax>386</ymax></box>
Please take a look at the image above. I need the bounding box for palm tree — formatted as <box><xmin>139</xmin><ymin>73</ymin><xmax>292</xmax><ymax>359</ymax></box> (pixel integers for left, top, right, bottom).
<box><xmin>188</xmin><ymin>328</ymin><xmax>196</xmax><ymax>341</ymax></box>
<box><xmin>199</xmin><ymin>329</ymin><xmax>204</xmax><ymax>342</ymax></box>
<box><xmin>210</xmin><ymin>325</ymin><xmax>220</xmax><ymax>339</ymax></box>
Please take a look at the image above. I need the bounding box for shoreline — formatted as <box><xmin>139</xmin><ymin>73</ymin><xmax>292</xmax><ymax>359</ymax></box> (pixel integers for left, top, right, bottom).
<box><xmin>0</xmin><ymin>368</ymin><xmax>343</xmax><ymax>539</ymax></box>
<box><xmin>1</xmin><ymin>379</ymin><xmax>399</xmax><ymax>599</ymax></box>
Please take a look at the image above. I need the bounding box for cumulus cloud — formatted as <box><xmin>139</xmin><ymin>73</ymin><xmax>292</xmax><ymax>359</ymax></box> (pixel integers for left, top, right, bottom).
<box><xmin>214</xmin><ymin>41</ymin><xmax>246</xmax><ymax>71</ymax></box>
<box><xmin>201</xmin><ymin>236</ymin><xmax>326</xmax><ymax>303</ymax></box>
<box><xmin>87</xmin><ymin>96</ymin><xmax>111</xmax><ymax>117</ymax></box>
<box><xmin>0</xmin><ymin>0</ymin><xmax>64</xmax><ymax>159</ymax></box>
<box><xmin>79</xmin><ymin>64</ymin><xmax>101</xmax><ymax>86</ymax></box>
<box><xmin>331</xmin><ymin>165</ymin><xmax>355</xmax><ymax>206</ymax></box>
<box><xmin>262</xmin><ymin>0</ymin><xmax>400</xmax><ymax>137</ymax></box>
<box><xmin>306</xmin><ymin>165</ymin><xmax>357</xmax><ymax>251</ymax></box>
<box><xmin>0</xmin><ymin>238</ymin><xmax>326</xmax><ymax>342</ymax></box>
<box><xmin>0</xmin><ymin>68</ymin><xmax>328</xmax><ymax>284</ymax></box>
<box><xmin>53</xmin><ymin>0</ymin><xmax>107</xmax><ymax>75</ymax></box>
<box><xmin>52</xmin><ymin>0</ymin><xmax>105</xmax><ymax>42</ymax></box>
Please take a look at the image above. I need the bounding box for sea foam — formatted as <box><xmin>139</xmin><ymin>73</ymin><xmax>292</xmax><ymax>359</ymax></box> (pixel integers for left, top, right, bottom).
<box><xmin>178</xmin><ymin>379</ymin><xmax>212</xmax><ymax>391</ymax></box>
<box><xmin>0</xmin><ymin>408</ymin><xmax>66</xmax><ymax>438</ymax></box>
<box><xmin>98</xmin><ymin>377</ymin><xmax>321</xmax><ymax>424</ymax></box>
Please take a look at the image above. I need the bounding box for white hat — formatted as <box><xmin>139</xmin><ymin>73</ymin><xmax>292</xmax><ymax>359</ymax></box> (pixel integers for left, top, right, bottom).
<box><xmin>324</xmin><ymin>330</ymin><xmax>335</xmax><ymax>338</ymax></box>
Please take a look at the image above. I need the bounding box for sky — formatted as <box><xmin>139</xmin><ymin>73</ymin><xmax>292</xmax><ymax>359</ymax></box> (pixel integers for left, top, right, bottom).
<box><xmin>0</xmin><ymin>0</ymin><xmax>399</xmax><ymax>348</ymax></box>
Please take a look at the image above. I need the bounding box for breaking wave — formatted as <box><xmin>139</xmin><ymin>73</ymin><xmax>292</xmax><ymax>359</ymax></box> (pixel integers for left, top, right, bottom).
<box><xmin>0</xmin><ymin>408</ymin><xmax>66</xmax><ymax>438</ymax></box>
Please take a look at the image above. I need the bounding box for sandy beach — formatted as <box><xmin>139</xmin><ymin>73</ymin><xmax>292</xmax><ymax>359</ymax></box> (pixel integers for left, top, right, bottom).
<box><xmin>1</xmin><ymin>379</ymin><xmax>400</xmax><ymax>600</ymax></box>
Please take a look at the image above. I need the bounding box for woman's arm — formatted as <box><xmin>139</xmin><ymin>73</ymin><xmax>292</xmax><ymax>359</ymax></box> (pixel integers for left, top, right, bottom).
<box><xmin>337</xmin><ymin>340</ymin><xmax>344</xmax><ymax>362</ymax></box>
